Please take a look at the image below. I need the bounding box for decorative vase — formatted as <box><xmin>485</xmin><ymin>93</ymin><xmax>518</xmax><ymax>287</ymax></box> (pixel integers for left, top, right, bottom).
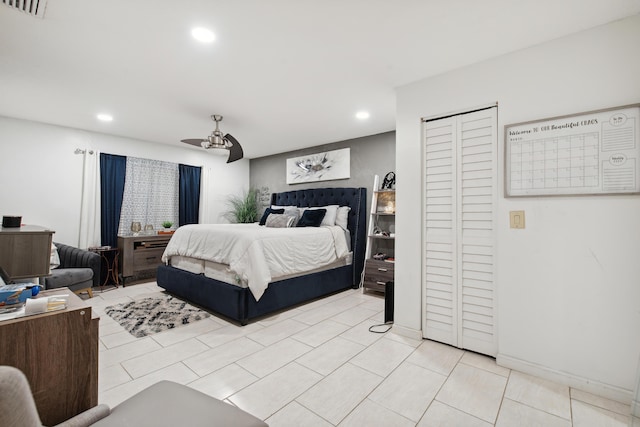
<box><xmin>131</xmin><ymin>222</ymin><xmax>141</xmax><ymax>236</ymax></box>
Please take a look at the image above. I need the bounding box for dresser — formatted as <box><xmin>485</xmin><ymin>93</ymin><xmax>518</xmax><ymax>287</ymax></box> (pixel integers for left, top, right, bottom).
<box><xmin>0</xmin><ymin>289</ymin><xmax>99</xmax><ymax>425</ymax></box>
<box><xmin>0</xmin><ymin>225</ymin><xmax>54</xmax><ymax>280</ymax></box>
<box><xmin>118</xmin><ymin>234</ymin><xmax>172</xmax><ymax>284</ymax></box>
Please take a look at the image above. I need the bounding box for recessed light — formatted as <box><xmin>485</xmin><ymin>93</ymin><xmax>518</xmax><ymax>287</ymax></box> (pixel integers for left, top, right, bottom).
<box><xmin>355</xmin><ymin>111</ymin><xmax>370</xmax><ymax>120</ymax></box>
<box><xmin>97</xmin><ymin>113</ymin><xmax>113</xmax><ymax>122</ymax></box>
<box><xmin>191</xmin><ymin>27</ymin><xmax>215</xmax><ymax>43</ymax></box>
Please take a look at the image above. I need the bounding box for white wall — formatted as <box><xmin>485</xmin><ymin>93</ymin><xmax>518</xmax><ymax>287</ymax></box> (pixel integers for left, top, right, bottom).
<box><xmin>395</xmin><ymin>15</ymin><xmax>640</xmax><ymax>400</ymax></box>
<box><xmin>0</xmin><ymin>116</ymin><xmax>250</xmax><ymax>245</ymax></box>
<box><xmin>633</xmin><ymin>354</ymin><xmax>640</xmax><ymax>424</ymax></box>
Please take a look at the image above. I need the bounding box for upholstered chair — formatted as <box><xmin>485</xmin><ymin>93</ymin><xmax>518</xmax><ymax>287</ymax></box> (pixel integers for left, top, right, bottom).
<box><xmin>0</xmin><ymin>365</ymin><xmax>268</xmax><ymax>427</ymax></box>
<box><xmin>43</xmin><ymin>243</ymin><xmax>101</xmax><ymax>298</ymax></box>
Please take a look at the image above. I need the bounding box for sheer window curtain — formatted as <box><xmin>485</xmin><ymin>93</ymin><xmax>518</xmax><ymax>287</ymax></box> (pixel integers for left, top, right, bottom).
<box><xmin>118</xmin><ymin>157</ymin><xmax>179</xmax><ymax>235</ymax></box>
<box><xmin>78</xmin><ymin>150</ymin><xmax>101</xmax><ymax>249</ymax></box>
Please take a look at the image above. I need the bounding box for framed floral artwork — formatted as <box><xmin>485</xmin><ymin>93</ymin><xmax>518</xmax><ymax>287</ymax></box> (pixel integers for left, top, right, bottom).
<box><xmin>286</xmin><ymin>148</ymin><xmax>350</xmax><ymax>184</ymax></box>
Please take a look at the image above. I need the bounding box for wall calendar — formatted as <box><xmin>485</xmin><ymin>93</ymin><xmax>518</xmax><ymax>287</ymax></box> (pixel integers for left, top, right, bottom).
<box><xmin>505</xmin><ymin>104</ymin><xmax>640</xmax><ymax>197</ymax></box>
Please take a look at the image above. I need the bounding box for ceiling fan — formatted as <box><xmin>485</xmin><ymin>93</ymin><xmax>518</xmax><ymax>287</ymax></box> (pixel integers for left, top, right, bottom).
<box><xmin>181</xmin><ymin>115</ymin><xmax>244</xmax><ymax>163</ymax></box>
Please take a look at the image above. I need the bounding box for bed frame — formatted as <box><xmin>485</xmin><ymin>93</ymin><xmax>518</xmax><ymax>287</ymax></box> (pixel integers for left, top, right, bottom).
<box><xmin>156</xmin><ymin>187</ymin><xmax>367</xmax><ymax>325</ymax></box>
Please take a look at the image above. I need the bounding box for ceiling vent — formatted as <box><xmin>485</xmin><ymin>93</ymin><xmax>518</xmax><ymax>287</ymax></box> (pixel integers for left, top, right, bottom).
<box><xmin>2</xmin><ymin>0</ymin><xmax>48</xmax><ymax>18</ymax></box>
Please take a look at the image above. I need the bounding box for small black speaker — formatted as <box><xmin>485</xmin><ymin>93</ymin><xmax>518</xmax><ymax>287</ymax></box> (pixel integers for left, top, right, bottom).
<box><xmin>384</xmin><ymin>281</ymin><xmax>394</xmax><ymax>323</ymax></box>
<box><xmin>2</xmin><ymin>216</ymin><xmax>21</xmax><ymax>228</ymax></box>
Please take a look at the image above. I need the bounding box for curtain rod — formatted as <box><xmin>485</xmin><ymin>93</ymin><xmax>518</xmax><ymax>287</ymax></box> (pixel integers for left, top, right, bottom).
<box><xmin>74</xmin><ymin>148</ymin><xmax>94</xmax><ymax>155</ymax></box>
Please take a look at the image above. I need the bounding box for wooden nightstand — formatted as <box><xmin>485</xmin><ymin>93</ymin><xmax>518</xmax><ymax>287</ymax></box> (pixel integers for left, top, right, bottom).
<box><xmin>118</xmin><ymin>234</ymin><xmax>171</xmax><ymax>284</ymax></box>
<box><xmin>363</xmin><ymin>259</ymin><xmax>395</xmax><ymax>292</ymax></box>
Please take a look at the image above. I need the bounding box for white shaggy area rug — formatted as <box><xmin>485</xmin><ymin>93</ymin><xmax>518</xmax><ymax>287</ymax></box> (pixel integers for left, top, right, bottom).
<box><xmin>105</xmin><ymin>294</ymin><xmax>210</xmax><ymax>338</ymax></box>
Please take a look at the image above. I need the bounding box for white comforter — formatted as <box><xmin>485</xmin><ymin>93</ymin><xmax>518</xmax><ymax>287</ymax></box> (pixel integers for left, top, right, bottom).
<box><xmin>161</xmin><ymin>223</ymin><xmax>350</xmax><ymax>301</ymax></box>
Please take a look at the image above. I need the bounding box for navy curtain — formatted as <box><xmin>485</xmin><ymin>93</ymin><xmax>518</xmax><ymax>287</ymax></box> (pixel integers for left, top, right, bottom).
<box><xmin>100</xmin><ymin>153</ymin><xmax>126</xmax><ymax>248</ymax></box>
<box><xmin>179</xmin><ymin>164</ymin><xmax>201</xmax><ymax>226</ymax></box>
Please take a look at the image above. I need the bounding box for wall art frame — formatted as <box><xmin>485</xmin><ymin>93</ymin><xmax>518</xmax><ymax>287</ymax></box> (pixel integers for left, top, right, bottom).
<box><xmin>286</xmin><ymin>147</ymin><xmax>350</xmax><ymax>184</ymax></box>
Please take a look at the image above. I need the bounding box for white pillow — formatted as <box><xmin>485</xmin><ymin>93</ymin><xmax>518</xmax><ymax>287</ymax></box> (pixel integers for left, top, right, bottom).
<box><xmin>300</xmin><ymin>205</ymin><xmax>339</xmax><ymax>227</ymax></box>
<box><xmin>335</xmin><ymin>206</ymin><xmax>351</xmax><ymax>230</ymax></box>
<box><xmin>50</xmin><ymin>243</ymin><xmax>60</xmax><ymax>270</ymax></box>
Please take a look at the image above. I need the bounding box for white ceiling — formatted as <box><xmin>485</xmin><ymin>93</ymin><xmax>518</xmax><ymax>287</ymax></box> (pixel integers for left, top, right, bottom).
<box><xmin>1</xmin><ymin>1</ymin><xmax>639</xmax><ymax>159</ymax></box>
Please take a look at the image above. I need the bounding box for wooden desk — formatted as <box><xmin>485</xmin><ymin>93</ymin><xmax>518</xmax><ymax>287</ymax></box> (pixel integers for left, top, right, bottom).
<box><xmin>0</xmin><ymin>225</ymin><xmax>54</xmax><ymax>280</ymax></box>
<box><xmin>0</xmin><ymin>289</ymin><xmax>99</xmax><ymax>425</ymax></box>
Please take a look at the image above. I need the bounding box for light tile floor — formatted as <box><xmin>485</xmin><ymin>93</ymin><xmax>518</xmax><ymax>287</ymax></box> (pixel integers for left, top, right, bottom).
<box><xmin>87</xmin><ymin>281</ymin><xmax>631</xmax><ymax>426</ymax></box>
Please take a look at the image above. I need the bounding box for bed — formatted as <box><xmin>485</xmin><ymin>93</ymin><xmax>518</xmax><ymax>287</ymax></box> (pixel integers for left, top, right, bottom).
<box><xmin>156</xmin><ymin>187</ymin><xmax>367</xmax><ymax>324</ymax></box>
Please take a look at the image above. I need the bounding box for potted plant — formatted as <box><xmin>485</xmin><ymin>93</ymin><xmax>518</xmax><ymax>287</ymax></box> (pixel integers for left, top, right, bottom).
<box><xmin>161</xmin><ymin>221</ymin><xmax>174</xmax><ymax>229</ymax></box>
<box><xmin>224</xmin><ymin>188</ymin><xmax>259</xmax><ymax>223</ymax></box>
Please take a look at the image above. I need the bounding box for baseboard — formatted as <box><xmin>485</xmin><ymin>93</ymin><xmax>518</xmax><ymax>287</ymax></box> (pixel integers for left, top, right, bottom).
<box><xmin>497</xmin><ymin>353</ymin><xmax>633</xmax><ymax>405</ymax></box>
<box><xmin>391</xmin><ymin>324</ymin><xmax>423</xmax><ymax>341</ymax></box>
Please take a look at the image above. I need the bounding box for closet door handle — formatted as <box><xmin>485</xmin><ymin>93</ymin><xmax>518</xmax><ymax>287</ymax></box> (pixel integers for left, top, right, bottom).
<box><xmin>377</xmin><ymin>267</ymin><xmax>388</xmax><ymax>272</ymax></box>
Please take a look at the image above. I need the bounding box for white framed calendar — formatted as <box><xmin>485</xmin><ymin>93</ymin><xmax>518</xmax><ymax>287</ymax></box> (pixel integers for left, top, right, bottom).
<box><xmin>505</xmin><ymin>104</ymin><xmax>640</xmax><ymax>197</ymax></box>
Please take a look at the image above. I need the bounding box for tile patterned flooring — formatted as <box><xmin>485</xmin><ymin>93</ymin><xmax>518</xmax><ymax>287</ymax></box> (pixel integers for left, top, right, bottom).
<box><xmin>88</xmin><ymin>281</ymin><xmax>631</xmax><ymax>426</ymax></box>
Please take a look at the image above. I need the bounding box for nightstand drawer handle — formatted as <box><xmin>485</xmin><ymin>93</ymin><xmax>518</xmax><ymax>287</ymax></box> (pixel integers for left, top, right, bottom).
<box><xmin>376</xmin><ymin>281</ymin><xmax>387</xmax><ymax>285</ymax></box>
<box><xmin>377</xmin><ymin>267</ymin><xmax>388</xmax><ymax>272</ymax></box>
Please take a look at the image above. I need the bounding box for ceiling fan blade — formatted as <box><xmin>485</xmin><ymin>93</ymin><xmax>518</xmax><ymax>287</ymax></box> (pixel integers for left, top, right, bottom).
<box><xmin>181</xmin><ymin>138</ymin><xmax>205</xmax><ymax>147</ymax></box>
<box><xmin>225</xmin><ymin>133</ymin><xmax>244</xmax><ymax>163</ymax></box>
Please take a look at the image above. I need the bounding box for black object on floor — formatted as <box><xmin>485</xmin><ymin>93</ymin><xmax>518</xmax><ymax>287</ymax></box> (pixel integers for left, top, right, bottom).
<box><xmin>385</xmin><ymin>281</ymin><xmax>394</xmax><ymax>323</ymax></box>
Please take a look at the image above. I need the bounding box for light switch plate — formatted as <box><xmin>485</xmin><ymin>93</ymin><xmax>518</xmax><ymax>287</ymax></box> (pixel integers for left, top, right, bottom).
<box><xmin>510</xmin><ymin>210</ymin><xmax>525</xmax><ymax>229</ymax></box>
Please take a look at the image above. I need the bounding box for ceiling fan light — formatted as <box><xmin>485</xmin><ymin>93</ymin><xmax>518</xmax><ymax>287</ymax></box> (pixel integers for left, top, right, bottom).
<box><xmin>209</xmin><ymin>146</ymin><xmax>229</xmax><ymax>156</ymax></box>
<box><xmin>209</xmin><ymin>134</ymin><xmax>225</xmax><ymax>145</ymax></box>
<box><xmin>181</xmin><ymin>114</ymin><xmax>243</xmax><ymax>163</ymax></box>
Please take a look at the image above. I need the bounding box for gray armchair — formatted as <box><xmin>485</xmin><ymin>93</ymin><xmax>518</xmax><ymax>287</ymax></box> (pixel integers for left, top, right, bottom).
<box><xmin>0</xmin><ymin>365</ymin><xmax>268</xmax><ymax>427</ymax></box>
<box><xmin>43</xmin><ymin>243</ymin><xmax>101</xmax><ymax>298</ymax></box>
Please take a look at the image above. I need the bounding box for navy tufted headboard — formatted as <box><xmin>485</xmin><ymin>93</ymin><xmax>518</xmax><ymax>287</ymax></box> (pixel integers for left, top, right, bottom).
<box><xmin>270</xmin><ymin>187</ymin><xmax>367</xmax><ymax>287</ymax></box>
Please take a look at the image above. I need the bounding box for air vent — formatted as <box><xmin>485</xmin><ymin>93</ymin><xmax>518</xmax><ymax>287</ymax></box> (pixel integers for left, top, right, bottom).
<box><xmin>2</xmin><ymin>0</ymin><xmax>48</xmax><ymax>18</ymax></box>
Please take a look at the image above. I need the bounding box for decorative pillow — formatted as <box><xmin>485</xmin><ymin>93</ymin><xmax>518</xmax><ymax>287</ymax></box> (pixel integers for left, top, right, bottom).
<box><xmin>335</xmin><ymin>206</ymin><xmax>351</xmax><ymax>230</ymax></box>
<box><xmin>259</xmin><ymin>208</ymin><xmax>285</xmax><ymax>225</ymax></box>
<box><xmin>281</xmin><ymin>207</ymin><xmax>300</xmax><ymax>226</ymax></box>
<box><xmin>265</xmin><ymin>214</ymin><xmax>295</xmax><ymax>228</ymax></box>
<box><xmin>50</xmin><ymin>243</ymin><xmax>60</xmax><ymax>270</ymax></box>
<box><xmin>299</xmin><ymin>205</ymin><xmax>339</xmax><ymax>227</ymax></box>
<box><xmin>296</xmin><ymin>209</ymin><xmax>326</xmax><ymax>227</ymax></box>
<box><xmin>271</xmin><ymin>205</ymin><xmax>299</xmax><ymax>226</ymax></box>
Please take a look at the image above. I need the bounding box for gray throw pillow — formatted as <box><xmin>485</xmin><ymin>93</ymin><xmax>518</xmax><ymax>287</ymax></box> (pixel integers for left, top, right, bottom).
<box><xmin>265</xmin><ymin>214</ymin><xmax>295</xmax><ymax>228</ymax></box>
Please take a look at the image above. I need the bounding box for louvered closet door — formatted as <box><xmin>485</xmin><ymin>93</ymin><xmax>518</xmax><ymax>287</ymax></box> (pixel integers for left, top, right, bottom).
<box><xmin>422</xmin><ymin>107</ymin><xmax>497</xmax><ymax>357</ymax></box>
